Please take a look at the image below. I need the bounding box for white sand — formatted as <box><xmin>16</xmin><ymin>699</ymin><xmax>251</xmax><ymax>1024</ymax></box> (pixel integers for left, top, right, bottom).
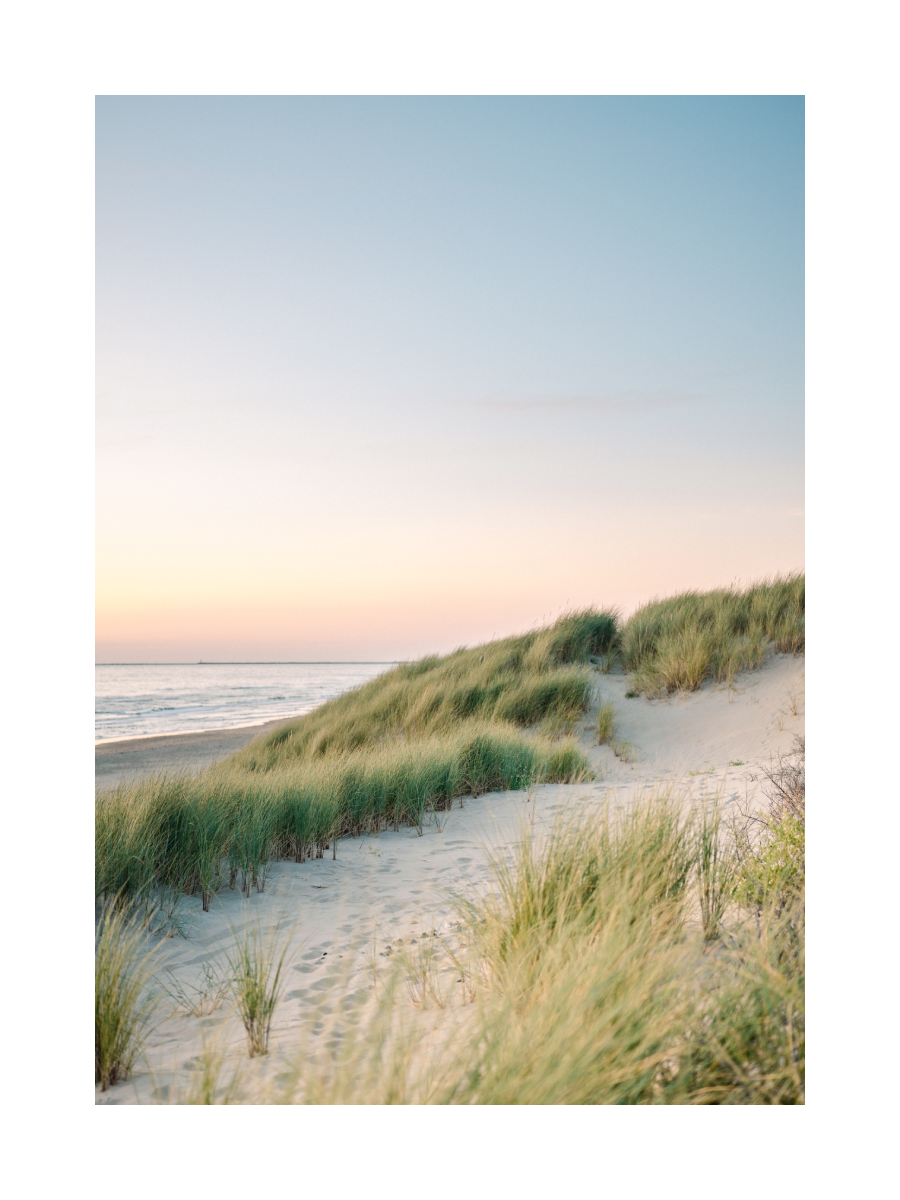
<box><xmin>96</xmin><ymin>652</ymin><xmax>804</xmax><ymax>1104</ymax></box>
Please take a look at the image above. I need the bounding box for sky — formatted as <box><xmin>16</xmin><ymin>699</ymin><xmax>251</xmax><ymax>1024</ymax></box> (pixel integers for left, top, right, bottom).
<box><xmin>96</xmin><ymin>96</ymin><xmax>804</xmax><ymax>663</ymax></box>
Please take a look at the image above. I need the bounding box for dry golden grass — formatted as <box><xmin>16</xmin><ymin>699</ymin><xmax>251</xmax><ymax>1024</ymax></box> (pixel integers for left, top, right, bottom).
<box><xmin>225</xmin><ymin>783</ymin><xmax>804</xmax><ymax>1105</ymax></box>
<box><xmin>95</xmin><ymin>902</ymin><xmax>162</xmax><ymax>1091</ymax></box>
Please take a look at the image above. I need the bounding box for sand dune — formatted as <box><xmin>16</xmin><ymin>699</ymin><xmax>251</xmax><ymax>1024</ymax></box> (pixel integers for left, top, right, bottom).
<box><xmin>96</xmin><ymin>652</ymin><xmax>804</xmax><ymax>1104</ymax></box>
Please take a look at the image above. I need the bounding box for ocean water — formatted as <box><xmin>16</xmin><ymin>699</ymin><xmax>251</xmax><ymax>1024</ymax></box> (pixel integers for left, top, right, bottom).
<box><xmin>95</xmin><ymin>662</ymin><xmax>395</xmax><ymax>742</ymax></box>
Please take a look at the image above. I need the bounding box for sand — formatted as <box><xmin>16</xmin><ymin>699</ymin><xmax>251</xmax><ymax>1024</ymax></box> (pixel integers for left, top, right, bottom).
<box><xmin>95</xmin><ymin>717</ymin><xmax>293</xmax><ymax>790</ymax></box>
<box><xmin>96</xmin><ymin>652</ymin><xmax>805</xmax><ymax>1104</ymax></box>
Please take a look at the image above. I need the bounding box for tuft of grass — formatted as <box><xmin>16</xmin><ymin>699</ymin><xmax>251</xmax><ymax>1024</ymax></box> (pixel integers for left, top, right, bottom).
<box><xmin>678</xmin><ymin>891</ymin><xmax>804</xmax><ymax>1104</ymax></box>
<box><xmin>539</xmin><ymin>712</ymin><xmax>577</xmax><ymax>741</ymax></box>
<box><xmin>597</xmin><ymin>698</ymin><xmax>616</xmax><ymax>745</ymax></box>
<box><xmin>398</xmin><ymin>934</ymin><xmax>447</xmax><ymax>1009</ymax></box>
<box><xmin>611</xmin><ymin>738</ymin><xmax>635</xmax><ymax>762</ymax></box>
<box><xmin>162</xmin><ymin>961</ymin><xmax>235</xmax><ymax>1018</ymax></box>
<box><xmin>141</xmin><ymin>884</ymin><xmax>192</xmax><ymax>939</ymax></box>
<box><xmin>227</xmin><ymin>925</ymin><xmax>289</xmax><ymax>1057</ymax></box>
<box><xmin>622</xmin><ymin>573</ymin><xmax>804</xmax><ymax>697</ymax></box>
<box><xmin>731</xmin><ymin>738</ymin><xmax>805</xmax><ymax>911</ymax></box>
<box><xmin>696</xmin><ymin>796</ymin><xmax>731</xmax><ymax>941</ymax></box>
<box><xmin>460</xmin><ymin>796</ymin><xmax>695</xmax><ymax>969</ymax></box>
<box><xmin>95</xmin><ymin>902</ymin><xmax>162</xmax><ymax>1091</ymax></box>
<box><xmin>594</xmin><ymin>649</ymin><xmax>619</xmax><ymax>674</ymax></box>
<box><xmin>184</xmin><ymin>1036</ymin><xmax>243</xmax><ymax>1104</ymax></box>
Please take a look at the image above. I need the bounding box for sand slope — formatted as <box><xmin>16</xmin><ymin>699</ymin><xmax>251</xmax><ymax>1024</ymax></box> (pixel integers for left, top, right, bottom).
<box><xmin>96</xmin><ymin>652</ymin><xmax>804</xmax><ymax>1104</ymax></box>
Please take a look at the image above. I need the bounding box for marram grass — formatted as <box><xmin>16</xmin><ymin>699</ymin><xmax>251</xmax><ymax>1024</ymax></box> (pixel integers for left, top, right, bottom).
<box><xmin>96</xmin><ymin>725</ymin><xmax>590</xmax><ymax>905</ymax></box>
<box><xmin>95</xmin><ymin>579</ymin><xmax>803</xmax><ymax>912</ymax></box>
<box><xmin>621</xmin><ymin>572</ymin><xmax>804</xmax><ymax>696</ymax></box>
<box><xmin>95</xmin><ymin>902</ymin><xmax>161</xmax><ymax>1090</ymax></box>
<box><xmin>96</xmin><ymin>608</ymin><xmax>613</xmax><ymax>907</ymax></box>
<box><xmin>135</xmin><ymin>748</ymin><xmax>804</xmax><ymax>1104</ymax></box>
<box><xmin>227</xmin><ymin>924</ymin><xmax>289</xmax><ymax>1057</ymax></box>
<box><xmin>256</xmin><ymin>782</ymin><xmax>804</xmax><ymax>1105</ymax></box>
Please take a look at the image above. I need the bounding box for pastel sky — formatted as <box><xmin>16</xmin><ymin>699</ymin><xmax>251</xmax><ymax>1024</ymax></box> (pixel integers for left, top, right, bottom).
<box><xmin>96</xmin><ymin>96</ymin><xmax>804</xmax><ymax>663</ymax></box>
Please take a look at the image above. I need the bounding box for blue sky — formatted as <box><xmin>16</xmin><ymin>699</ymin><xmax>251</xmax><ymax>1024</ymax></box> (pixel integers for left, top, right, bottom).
<box><xmin>96</xmin><ymin>96</ymin><xmax>804</xmax><ymax>660</ymax></box>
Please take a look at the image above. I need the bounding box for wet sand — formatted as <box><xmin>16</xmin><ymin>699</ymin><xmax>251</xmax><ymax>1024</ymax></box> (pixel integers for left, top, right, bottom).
<box><xmin>95</xmin><ymin>717</ymin><xmax>293</xmax><ymax>789</ymax></box>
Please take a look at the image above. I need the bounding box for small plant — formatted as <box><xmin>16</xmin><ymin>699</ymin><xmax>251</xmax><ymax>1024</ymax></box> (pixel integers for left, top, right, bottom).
<box><xmin>689</xmin><ymin>766</ymin><xmax>715</xmax><ymax>777</ymax></box>
<box><xmin>625</xmin><ymin>689</ymin><xmax>639</xmax><ymax>699</ymax></box>
<box><xmin>425</xmin><ymin>801</ymin><xmax>450</xmax><ymax>833</ymax></box>
<box><xmin>730</xmin><ymin>739</ymin><xmax>805</xmax><ymax>910</ymax></box>
<box><xmin>399</xmin><ymin>934</ymin><xmax>446</xmax><ymax>1009</ymax></box>
<box><xmin>523</xmin><ymin>779</ymin><xmax>542</xmax><ymax>827</ymax></box>
<box><xmin>787</xmin><ymin>690</ymin><xmax>802</xmax><ymax>717</ymax></box>
<box><xmin>227</xmin><ymin>926</ymin><xmax>289</xmax><ymax>1057</ymax></box>
<box><xmin>597</xmin><ymin>699</ymin><xmax>616</xmax><ymax>745</ymax></box>
<box><xmin>142</xmin><ymin>884</ymin><xmax>192</xmax><ymax>939</ymax></box>
<box><xmin>444</xmin><ymin>939</ymin><xmax>481</xmax><ymax>1004</ymax></box>
<box><xmin>184</xmin><ymin>1035</ymin><xmax>243</xmax><ymax>1104</ymax></box>
<box><xmin>162</xmin><ymin>961</ymin><xmax>235</xmax><ymax>1017</ymax></box>
<box><xmin>611</xmin><ymin>739</ymin><xmax>635</xmax><ymax>762</ymax></box>
<box><xmin>696</xmin><ymin>798</ymin><xmax>730</xmax><ymax>941</ymax></box>
<box><xmin>95</xmin><ymin>902</ymin><xmax>162</xmax><ymax>1091</ymax></box>
<box><xmin>539</xmin><ymin>712</ymin><xmax>578</xmax><ymax>741</ymax></box>
<box><xmin>728</xmin><ymin>760</ymin><xmax>744</xmax><ymax>767</ymax></box>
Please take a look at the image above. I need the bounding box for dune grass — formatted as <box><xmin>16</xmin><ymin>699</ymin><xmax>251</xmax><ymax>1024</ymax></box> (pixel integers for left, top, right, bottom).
<box><xmin>136</xmin><ymin>747</ymin><xmax>804</xmax><ymax>1105</ymax></box>
<box><xmin>97</xmin><ymin>580</ymin><xmax>806</xmax><ymax>1100</ymax></box>
<box><xmin>730</xmin><ymin>736</ymin><xmax>806</xmax><ymax>910</ymax></box>
<box><xmin>95</xmin><ymin>579</ymin><xmax>803</xmax><ymax>914</ymax></box>
<box><xmin>95</xmin><ymin>902</ymin><xmax>161</xmax><ymax>1091</ymax></box>
<box><xmin>596</xmin><ymin>697</ymin><xmax>616</xmax><ymax>745</ymax></box>
<box><xmin>620</xmin><ymin>572</ymin><xmax>804</xmax><ymax>696</ymax></box>
<box><xmin>183</xmin><ymin>1036</ymin><xmax>243</xmax><ymax>1105</ymax></box>
<box><xmin>96</xmin><ymin>727</ymin><xmax>591</xmax><ymax>909</ymax></box>
<box><xmin>96</xmin><ymin>610</ymin><xmax>613</xmax><ymax>909</ymax></box>
<box><xmin>231</xmin><ymin>607</ymin><xmax>616</xmax><ymax>771</ymax></box>
<box><xmin>227</xmin><ymin>925</ymin><xmax>289</xmax><ymax>1057</ymax></box>
<box><xmin>260</xmin><ymin>778</ymin><xmax>804</xmax><ymax>1106</ymax></box>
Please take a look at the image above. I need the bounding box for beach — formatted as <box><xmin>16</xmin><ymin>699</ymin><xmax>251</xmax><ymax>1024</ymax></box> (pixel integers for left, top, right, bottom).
<box><xmin>95</xmin><ymin>718</ymin><xmax>297</xmax><ymax>790</ymax></box>
<box><xmin>96</xmin><ymin>649</ymin><xmax>804</xmax><ymax>1105</ymax></box>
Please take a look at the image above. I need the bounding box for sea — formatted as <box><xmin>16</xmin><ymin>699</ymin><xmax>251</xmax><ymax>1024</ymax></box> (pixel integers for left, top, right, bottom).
<box><xmin>95</xmin><ymin>662</ymin><xmax>396</xmax><ymax>742</ymax></box>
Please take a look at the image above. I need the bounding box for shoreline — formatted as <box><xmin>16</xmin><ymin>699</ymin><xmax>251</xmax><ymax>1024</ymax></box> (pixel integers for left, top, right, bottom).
<box><xmin>95</xmin><ymin>715</ymin><xmax>297</xmax><ymax>790</ymax></box>
<box><xmin>95</xmin><ymin>716</ymin><xmax>291</xmax><ymax>746</ymax></box>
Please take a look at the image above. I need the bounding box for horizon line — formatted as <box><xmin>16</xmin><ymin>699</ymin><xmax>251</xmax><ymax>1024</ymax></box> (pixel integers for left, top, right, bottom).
<box><xmin>95</xmin><ymin>661</ymin><xmax>400</xmax><ymax>666</ymax></box>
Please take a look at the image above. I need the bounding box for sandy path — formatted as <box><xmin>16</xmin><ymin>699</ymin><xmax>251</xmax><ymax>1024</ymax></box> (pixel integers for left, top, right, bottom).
<box><xmin>96</xmin><ymin>652</ymin><xmax>804</xmax><ymax>1105</ymax></box>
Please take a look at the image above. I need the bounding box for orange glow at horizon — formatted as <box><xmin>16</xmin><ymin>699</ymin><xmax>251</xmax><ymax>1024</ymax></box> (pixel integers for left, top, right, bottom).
<box><xmin>96</xmin><ymin>509</ymin><xmax>804</xmax><ymax>661</ymax></box>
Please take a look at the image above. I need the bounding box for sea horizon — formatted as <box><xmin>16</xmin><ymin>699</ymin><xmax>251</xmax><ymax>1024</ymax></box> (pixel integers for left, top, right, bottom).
<box><xmin>95</xmin><ymin>661</ymin><xmax>397</xmax><ymax>742</ymax></box>
<box><xmin>96</xmin><ymin>660</ymin><xmax>395</xmax><ymax>666</ymax></box>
